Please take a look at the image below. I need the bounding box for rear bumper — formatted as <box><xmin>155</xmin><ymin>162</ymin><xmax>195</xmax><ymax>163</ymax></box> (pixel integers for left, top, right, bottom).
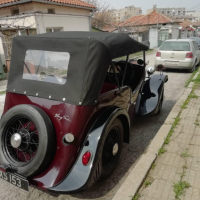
<box><xmin>155</xmin><ymin>59</ymin><xmax>193</xmax><ymax>69</ymax></box>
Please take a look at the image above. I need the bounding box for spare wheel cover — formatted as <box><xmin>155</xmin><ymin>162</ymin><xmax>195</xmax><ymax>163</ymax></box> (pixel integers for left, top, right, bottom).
<box><xmin>0</xmin><ymin>104</ymin><xmax>56</xmax><ymax>177</ymax></box>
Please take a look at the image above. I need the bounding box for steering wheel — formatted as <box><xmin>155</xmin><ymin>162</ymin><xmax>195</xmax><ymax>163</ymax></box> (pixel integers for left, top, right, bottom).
<box><xmin>115</xmin><ymin>61</ymin><xmax>135</xmax><ymax>86</ymax></box>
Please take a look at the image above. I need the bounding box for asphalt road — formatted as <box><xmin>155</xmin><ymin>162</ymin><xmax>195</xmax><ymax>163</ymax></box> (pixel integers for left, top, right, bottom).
<box><xmin>0</xmin><ymin>52</ymin><xmax>191</xmax><ymax>200</ymax></box>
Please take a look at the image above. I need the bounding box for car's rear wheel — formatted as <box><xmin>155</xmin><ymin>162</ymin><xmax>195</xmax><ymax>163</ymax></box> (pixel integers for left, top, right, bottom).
<box><xmin>100</xmin><ymin>118</ymin><xmax>123</xmax><ymax>180</ymax></box>
<box><xmin>0</xmin><ymin>105</ymin><xmax>56</xmax><ymax>177</ymax></box>
<box><xmin>189</xmin><ymin>62</ymin><xmax>196</xmax><ymax>73</ymax></box>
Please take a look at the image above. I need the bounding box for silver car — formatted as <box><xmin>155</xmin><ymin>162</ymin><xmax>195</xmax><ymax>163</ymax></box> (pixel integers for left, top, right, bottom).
<box><xmin>155</xmin><ymin>39</ymin><xmax>200</xmax><ymax>72</ymax></box>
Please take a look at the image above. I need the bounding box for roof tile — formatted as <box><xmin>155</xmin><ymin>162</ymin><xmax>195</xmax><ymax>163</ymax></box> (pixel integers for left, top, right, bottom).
<box><xmin>0</xmin><ymin>0</ymin><xmax>96</xmax><ymax>9</ymax></box>
<box><xmin>121</xmin><ymin>10</ymin><xmax>173</xmax><ymax>27</ymax></box>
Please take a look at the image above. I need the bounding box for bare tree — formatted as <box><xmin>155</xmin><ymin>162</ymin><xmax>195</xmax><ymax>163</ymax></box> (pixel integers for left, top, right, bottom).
<box><xmin>84</xmin><ymin>0</ymin><xmax>115</xmax><ymax>29</ymax></box>
<box><xmin>121</xmin><ymin>14</ymin><xmax>132</xmax><ymax>21</ymax></box>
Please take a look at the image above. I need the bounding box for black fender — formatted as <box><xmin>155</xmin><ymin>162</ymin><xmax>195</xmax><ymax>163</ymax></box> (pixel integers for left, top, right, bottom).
<box><xmin>48</xmin><ymin>106</ymin><xmax>130</xmax><ymax>194</ymax></box>
<box><xmin>135</xmin><ymin>74</ymin><xmax>168</xmax><ymax>116</ymax></box>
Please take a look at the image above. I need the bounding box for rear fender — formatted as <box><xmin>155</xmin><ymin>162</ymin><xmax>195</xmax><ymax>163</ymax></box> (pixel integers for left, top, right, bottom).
<box><xmin>48</xmin><ymin>106</ymin><xmax>130</xmax><ymax>194</ymax></box>
<box><xmin>135</xmin><ymin>74</ymin><xmax>168</xmax><ymax>116</ymax></box>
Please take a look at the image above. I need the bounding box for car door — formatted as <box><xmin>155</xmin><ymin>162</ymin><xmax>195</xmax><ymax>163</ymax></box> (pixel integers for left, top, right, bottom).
<box><xmin>193</xmin><ymin>41</ymin><xmax>200</xmax><ymax>63</ymax></box>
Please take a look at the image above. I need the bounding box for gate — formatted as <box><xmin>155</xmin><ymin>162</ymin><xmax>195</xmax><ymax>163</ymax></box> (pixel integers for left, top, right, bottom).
<box><xmin>158</xmin><ymin>31</ymin><xmax>169</xmax><ymax>47</ymax></box>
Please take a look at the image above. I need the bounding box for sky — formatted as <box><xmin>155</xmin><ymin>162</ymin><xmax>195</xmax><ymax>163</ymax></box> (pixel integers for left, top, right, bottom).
<box><xmin>104</xmin><ymin>0</ymin><xmax>200</xmax><ymax>13</ymax></box>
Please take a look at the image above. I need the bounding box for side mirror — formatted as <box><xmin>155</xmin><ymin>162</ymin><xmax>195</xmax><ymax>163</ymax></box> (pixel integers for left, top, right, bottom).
<box><xmin>147</xmin><ymin>67</ymin><xmax>155</xmax><ymax>76</ymax></box>
<box><xmin>157</xmin><ymin>64</ymin><xmax>164</xmax><ymax>71</ymax></box>
<box><xmin>137</xmin><ymin>59</ymin><xmax>144</xmax><ymax>65</ymax></box>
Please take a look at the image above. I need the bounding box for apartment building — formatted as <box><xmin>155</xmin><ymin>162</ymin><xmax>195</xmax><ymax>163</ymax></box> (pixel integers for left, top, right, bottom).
<box><xmin>111</xmin><ymin>6</ymin><xmax>142</xmax><ymax>22</ymax></box>
<box><xmin>147</xmin><ymin>5</ymin><xmax>186</xmax><ymax>16</ymax></box>
<box><xmin>187</xmin><ymin>11</ymin><xmax>200</xmax><ymax>22</ymax></box>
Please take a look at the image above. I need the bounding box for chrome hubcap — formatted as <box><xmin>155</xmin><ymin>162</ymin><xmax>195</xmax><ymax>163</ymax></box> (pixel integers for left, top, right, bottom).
<box><xmin>112</xmin><ymin>143</ymin><xmax>119</xmax><ymax>155</ymax></box>
<box><xmin>10</xmin><ymin>133</ymin><xmax>22</xmax><ymax>148</ymax></box>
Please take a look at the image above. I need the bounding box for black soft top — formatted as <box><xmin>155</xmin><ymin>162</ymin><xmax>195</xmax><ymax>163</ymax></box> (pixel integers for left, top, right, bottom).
<box><xmin>8</xmin><ymin>31</ymin><xmax>148</xmax><ymax>105</ymax></box>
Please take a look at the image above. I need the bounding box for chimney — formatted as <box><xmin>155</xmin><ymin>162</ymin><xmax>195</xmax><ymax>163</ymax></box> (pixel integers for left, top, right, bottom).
<box><xmin>153</xmin><ymin>5</ymin><xmax>157</xmax><ymax>11</ymax></box>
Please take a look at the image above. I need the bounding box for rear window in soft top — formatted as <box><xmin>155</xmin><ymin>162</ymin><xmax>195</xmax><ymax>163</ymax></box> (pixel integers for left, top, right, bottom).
<box><xmin>160</xmin><ymin>41</ymin><xmax>191</xmax><ymax>51</ymax></box>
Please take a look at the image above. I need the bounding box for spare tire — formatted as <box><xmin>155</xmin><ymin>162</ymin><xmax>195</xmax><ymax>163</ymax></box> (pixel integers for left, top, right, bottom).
<box><xmin>0</xmin><ymin>105</ymin><xmax>56</xmax><ymax>177</ymax></box>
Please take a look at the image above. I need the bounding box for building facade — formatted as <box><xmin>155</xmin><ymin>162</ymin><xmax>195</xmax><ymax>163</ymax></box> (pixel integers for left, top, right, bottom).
<box><xmin>118</xmin><ymin>10</ymin><xmax>180</xmax><ymax>49</ymax></box>
<box><xmin>111</xmin><ymin>6</ymin><xmax>142</xmax><ymax>22</ymax></box>
<box><xmin>187</xmin><ymin>11</ymin><xmax>200</xmax><ymax>22</ymax></box>
<box><xmin>147</xmin><ymin>5</ymin><xmax>186</xmax><ymax>17</ymax></box>
<box><xmin>0</xmin><ymin>0</ymin><xmax>95</xmax><ymax>71</ymax></box>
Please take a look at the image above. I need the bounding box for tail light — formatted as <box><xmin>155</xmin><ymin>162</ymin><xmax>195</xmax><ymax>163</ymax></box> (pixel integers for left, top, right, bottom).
<box><xmin>82</xmin><ymin>151</ymin><xmax>92</xmax><ymax>166</ymax></box>
<box><xmin>156</xmin><ymin>51</ymin><xmax>161</xmax><ymax>57</ymax></box>
<box><xmin>185</xmin><ymin>52</ymin><xmax>193</xmax><ymax>58</ymax></box>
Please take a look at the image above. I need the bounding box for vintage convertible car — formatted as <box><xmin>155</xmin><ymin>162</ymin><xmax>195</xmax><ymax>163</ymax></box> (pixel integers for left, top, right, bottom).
<box><xmin>0</xmin><ymin>32</ymin><xmax>168</xmax><ymax>193</ymax></box>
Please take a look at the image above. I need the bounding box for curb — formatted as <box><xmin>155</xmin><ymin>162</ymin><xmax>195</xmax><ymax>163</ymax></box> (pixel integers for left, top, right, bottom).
<box><xmin>112</xmin><ymin>70</ymin><xmax>199</xmax><ymax>200</ymax></box>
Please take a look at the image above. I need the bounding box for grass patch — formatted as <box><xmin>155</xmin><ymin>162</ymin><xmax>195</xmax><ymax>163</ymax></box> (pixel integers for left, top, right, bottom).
<box><xmin>185</xmin><ymin>67</ymin><xmax>199</xmax><ymax>87</ymax></box>
<box><xmin>181</xmin><ymin>99</ymin><xmax>189</xmax><ymax>109</ymax></box>
<box><xmin>173</xmin><ymin>152</ymin><xmax>191</xmax><ymax>200</ymax></box>
<box><xmin>158</xmin><ymin>147</ymin><xmax>167</xmax><ymax>155</ymax></box>
<box><xmin>183</xmin><ymin>164</ymin><xmax>187</xmax><ymax>169</ymax></box>
<box><xmin>132</xmin><ymin>193</ymin><xmax>141</xmax><ymax>200</ymax></box>
<box><xmin>188</xmin><ymin>94</ymin><xmax>198</xmax><ymax>98</ymax></box>
<box><xmin>173</xmin><ymin>181</ymin><xmax>190</xmax><ymax>199</ymax></box>
<box><xmin>193</xmin><ymin>73</ymin><xmax>200</xmax><ymax>84</ymax></box>
<box><xmin>164</xmin><ymin>136</ymin><xmax>170</xmax><ymax>144</ymax></box>
<box><xmin>181</xmin><ymin>150</ymin><xmax>191</xmax><ymax>158</ymax></box>
<box><xmin>144</xmin><ymin>180</ymin><xmax>151</xmax><ymax>187</ymax></box>
<box><xmin>0</xmin><ymin>91</ymin><xmax>6</xmax><ymax>95</ymax></box>
<box><xmin>194</xmin><ymin>120</ymin><xmax>199</xmax><ymax>126</ymax></box>
<box><xmin>170</xmin><ymin>116</ymin><xmax>180</xmax><ymax>132</ymax></box>
<box><xmin>151</xmin><ymin>163</ymin><xmax>156</xmax><ymax>169</ymax></box>
<box><xmin>181</xmin><ymin>92</ymin><xmax>198</xmax><ymax>109</ymax></box>
<box><xmin>163</xmin><ymin>116</ymin><xmax>180</xmax><ymax>145</ymax></box>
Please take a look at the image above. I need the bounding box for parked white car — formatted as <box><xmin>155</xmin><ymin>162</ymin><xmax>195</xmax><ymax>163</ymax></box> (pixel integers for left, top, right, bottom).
<box><xmin>155</xmin><ymin>39</ymin><xmax>200</xmax><ymax>72</ymax></box>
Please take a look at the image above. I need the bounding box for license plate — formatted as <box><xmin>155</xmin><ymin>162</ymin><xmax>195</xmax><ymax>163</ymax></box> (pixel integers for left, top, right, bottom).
<box><xmin>0</xmin><ymin>170</ymin><xmax>29</xmax><ymax>191</ymax></box>
<box><xmin>165</xmin><ymin>61</ymin><xmax>179</xmax><ymax>65</ymax></box>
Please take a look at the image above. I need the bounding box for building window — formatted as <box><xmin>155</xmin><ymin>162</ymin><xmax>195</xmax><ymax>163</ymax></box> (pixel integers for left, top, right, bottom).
<box><xmin>11</xmin><ymin>8</ymin><xmax>19</xmax><ymax>15</ymax></box>
<box><xmin>46</xmin><ymin>28</ymin><xmax>63</xmax><ymax>33</ymax></box>
<box><xmin>48</xmin><ymin>8</ymin><xmax>55</xmax><ymax>14</ymax></box>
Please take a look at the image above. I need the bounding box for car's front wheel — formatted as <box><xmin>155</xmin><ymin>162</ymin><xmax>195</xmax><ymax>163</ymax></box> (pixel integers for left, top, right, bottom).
<box><xmin>0</xmin><ymin>105</ymin><xmax>56</xmax><ymax>177</ymax></box>
<box><xmin>156</xmin><ymin>89</ymin><xmax>164</xmax><ymax>115</ymax></box>
<box><xmin>100</xmin><ymin>118</ymin><xmax>123</xmax><ymax>180</ymax></box>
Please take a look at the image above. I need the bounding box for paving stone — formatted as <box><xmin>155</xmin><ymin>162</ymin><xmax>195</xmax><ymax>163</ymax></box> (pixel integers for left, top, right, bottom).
<box><xmin>191</xmin><ymin>188</ymin><xmax>200</xmax><ymax>200</ymax></box>
<box><xmin>153</xmin><ymin>180</ymin><xmax>166</xmax><ymax>199</ymax></box>
<box><xmin>193</xmin><ymin>171</ymin><xmax>200</xmax><ymax>189</ymax></box>
<box><xmin>160</xmin><ymin>181</ymin><xmax>173</xmax><ymax>200</ymax></box>
<box><xmin>191</xmin><ymin>136</ymin><xmax>200</xmax><ymax>145</ymax></box>
<box><xmin>168</xmin><ymin>166</ymin><xmax>178</xmax><ymax>182</ymax></box>
<box><xmin>187</xmin><ymin>170</ymin><xmax>196</xmax><ymax>187</ymax></box>
<box><xmin>184</xmin><ymin>187</ymin><xmax>193</xmax><ymax>200</ymax></box>
<box><xmin>146</xmin><ymin>180</ymin><xmax>158</xmax><ymax>198</ymax></box>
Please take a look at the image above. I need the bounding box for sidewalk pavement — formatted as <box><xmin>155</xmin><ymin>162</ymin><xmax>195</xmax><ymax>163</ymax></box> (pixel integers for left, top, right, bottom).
<box><xmin>137</xmin><ymin>76</ymin><xmax>200</xmax><ymax>199</ymax></box>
